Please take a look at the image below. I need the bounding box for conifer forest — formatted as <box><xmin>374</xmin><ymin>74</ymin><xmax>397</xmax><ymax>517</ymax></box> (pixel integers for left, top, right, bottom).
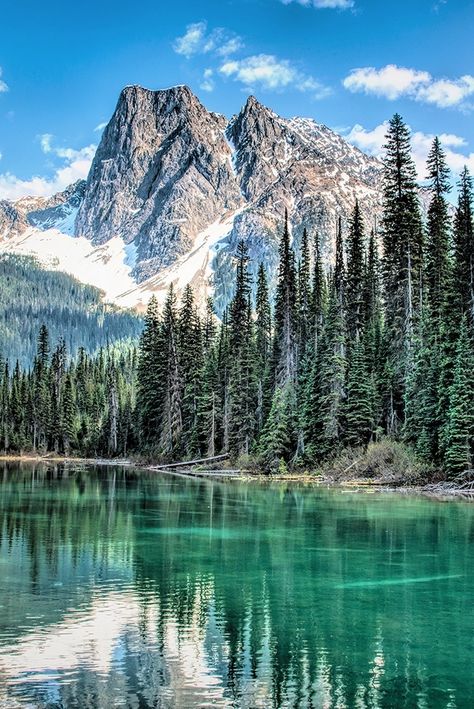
<box><xmin>1</xmin><ymin>115</ymin><xmax>473</xmax><ymax>479</ymax></box>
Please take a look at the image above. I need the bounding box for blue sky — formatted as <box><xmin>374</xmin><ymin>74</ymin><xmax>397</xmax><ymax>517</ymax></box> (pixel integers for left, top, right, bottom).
<box><xmin>0</xmin><ymin>0</ymin><xmax>473</xmax><ymax>198</ymax></box>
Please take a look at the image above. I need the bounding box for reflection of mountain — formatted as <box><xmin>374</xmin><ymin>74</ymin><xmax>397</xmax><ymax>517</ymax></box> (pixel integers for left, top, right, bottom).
<box><xmin>0</xmin><ymin>463</ymin><xmax>473</xmax><ymax>707</ymax></box>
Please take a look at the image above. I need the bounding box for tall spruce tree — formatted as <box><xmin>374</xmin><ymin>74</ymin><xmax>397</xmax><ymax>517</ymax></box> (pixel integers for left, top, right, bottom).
<box><xmin>346</xmin><ymin>201</ymin><xmax>366</xmax><ymax>342</ymax></box>
<box><xmin>255</xmin><ymin>263</ymin><xmax>272</xmax><ymax>433</ymax></box>
<box><xmin>381</xmin><ymin>114</ymin><xmax>423</xmax><ymax>434</ymax></box>
<box><xmin>228</xmin><ymin>241</ymin><xmax>257</xmax><ymax>456</ymax></box>
<box><xmin>136</xmin><ymin>296</ymin><xmax>163</xmax><ymax>447</ymax></box>
<box><xmin>160</xmin><ymin>285</ymin><xmax>183</xmax><ymax>457</ymax></box>
<box><xmin>425</xmin><ymin>137</ymin><xmax>452</xmax><ymax>325</ymax></box>
<box><xmin>273</xmin><ymin>211</ymin><xmax>298</xmax><ymax>388</ymax></box>
<box><xmin>453</xmin><ymin>167</ymin><xmax>474</xmax><ymax>326</ymax></box>
<box><xmin>443</xmin><ymin>319</ymin><xmax>474</xmax><ymax>476</ymax></box>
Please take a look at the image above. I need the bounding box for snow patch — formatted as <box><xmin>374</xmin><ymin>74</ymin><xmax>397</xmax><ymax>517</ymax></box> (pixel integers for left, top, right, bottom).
<box><xmin>0</xmin><ymin>227</ymin><xmax>153</xmax><ymax>308</ymax></box>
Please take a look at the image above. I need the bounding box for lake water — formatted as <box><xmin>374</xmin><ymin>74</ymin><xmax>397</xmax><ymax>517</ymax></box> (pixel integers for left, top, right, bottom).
<box><xmin>0</xmin><ymin>463</ymin><xmax>473</xmax><ymax>708</ymax></box>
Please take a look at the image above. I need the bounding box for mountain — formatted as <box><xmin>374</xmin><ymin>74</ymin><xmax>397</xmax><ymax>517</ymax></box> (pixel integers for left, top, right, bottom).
<box><xmin>0</xmin><ymin>85</ymin><xmax>383</xmax><ymax>312</ymax></box>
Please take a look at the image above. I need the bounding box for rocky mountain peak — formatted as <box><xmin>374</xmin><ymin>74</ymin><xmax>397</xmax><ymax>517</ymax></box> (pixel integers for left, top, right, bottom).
<box><xmin>0</xmin><ymin>84</ymin><xmax>385</xmax><ymax>311</ymax></box>
<box><xmin>76</xmin><ymin>84</ymin><xmax>242</xmax><ymax>280</ymax></box>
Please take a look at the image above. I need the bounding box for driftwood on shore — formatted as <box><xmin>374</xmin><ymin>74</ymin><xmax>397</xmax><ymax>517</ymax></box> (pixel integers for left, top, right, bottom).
<box><xmin>149</xmin><ymin>453</ymin><xmax>230</xmax><ymax>471</ymax></box>
<box><xmin>423</xmin><ymin>470</ymin><xmax>474</xmax><ymax>498</ymax></box>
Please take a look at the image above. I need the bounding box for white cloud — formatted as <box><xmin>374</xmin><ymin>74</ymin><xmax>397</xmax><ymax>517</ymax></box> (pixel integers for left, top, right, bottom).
<box><xmin>173</xmin><ymin>22</ymin><xmax>243</xmax><ymax>58</ymax></box>
<box><xmin>200</xmin><ymin>69</ymin><xmax>215</xmax><ymax>92</ymax></box>
<box><xmin>219</xmin><ymin>54</ymin><xmax>331</xmax><ymax>97</ymax></box>
<box><xmin>345</xmin><ymin>121</ymin><xmax>389</xmax><ymax>155</ymax></box>
<box><xmin>215</xmin><ymin>37</ymin><xmax>243</xmax><ymax>57</ymax></box>
<box><xmin>343</xmin><ymin>65</ymin><xmax>430</xmax><ymax>100</ymax></box>
<box><xmin>0</xmin><ymin>67</ymin><xmax>8</xmax><ymax>93</ymax></box>
<box><xmin>344</xmin><ymin>121</ymin><xmax>474</xmax><ymax>178</ymax></box>
<box><xmin>0</xmin><ymin>137</ymin><xmax>96</xmax><ymax>200</ymax></box>
<box><xmin>94</xmin><ymin>122</ymin><xmax>107</xmax><ymax>132</ymax></box>
<box><xmin>343</xmin><ymin>64</ymin><xmax>474</xmax><ymax>110</ymax></box>
<box><xmin>281</xmin><ymin>0</ymin><xmax>354</xmax><ymax>8</ymax></box>
<box><xmin>416</xmin><ymin>75</ymin><xmax>474</xmax><ymax>108</ymax></box>
<box><xmin>173</xmin><ymin>22</ymin><xmax>207</xmax><ymax>57</ymax></box>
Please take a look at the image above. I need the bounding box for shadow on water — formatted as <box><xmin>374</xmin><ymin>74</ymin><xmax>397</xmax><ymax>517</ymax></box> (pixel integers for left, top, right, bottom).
<box><xmin>0</xmin><ymin>461</ymin><xmax>473</xmax><ymax>708</ymax></box>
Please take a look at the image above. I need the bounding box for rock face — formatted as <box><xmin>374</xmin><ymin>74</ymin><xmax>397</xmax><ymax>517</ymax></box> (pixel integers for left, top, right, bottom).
<box><xmin>19</xmin><ymin>180</ymin><xmax>86</xmax><ymax>234</ymax></box>
<box><xmin>212</xmin><ymin>96</ymin><xmax>382</xmax><ymax>309</ymax></box>
<box><xmin>1</xmin><ymin>85</ymin><xmax>384</xmax><ymax>310</ymax></box>
<box><xmin>75</xmin><ymin>85</ymin><xmax>243</xmax><ymax>280</ymax></box>
<box><xmin>0</xmin><ymin>181</ymin><xmax>86</xmax><ymax>239</ymax></box>
<box><xmin>0</xmin><ymin>201</ymin><xmax>29</xmax><ymax>241</ymax></box>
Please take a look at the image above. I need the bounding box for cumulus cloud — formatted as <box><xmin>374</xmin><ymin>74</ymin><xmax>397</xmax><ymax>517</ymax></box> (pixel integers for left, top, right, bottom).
<box><xmin>344</xmin><ymin>121</ymin><xmax>474</xmax><ymax>178</ymax></box>
<box><xmin>94</xmin><ymin>122</ymin><xmax>107</xmax><ymax>132</ymax></box>
<box><xmin>200</xmin><ymin>69</ymin><xmax>215</xmax><ymax>92</ymax></box>
<box><xmin>0</xmin><ymin>136</ymin><xmax>96</xmax><ymax>200</ymax></box>
<box><xmin>343</xmin><ymin>64</ymin><xmax>474</xmax><ymax>110</ymax></box>
<box><xmin>173</xmin><ymin>22</ymin><xmax>243</xmax><ymax>58</ymax></box>
<box><xmin>281</xmin><ymin>0</ymin><xmax>354</xmax><ymax>8</ymax></box>
<box><xmin>220</xmin><ymin>54</ymin><xmax>331</xmax><ymax>98</ymax></box>
<box><xmin>0</xmin><ymin>67</ymin><xmax>8</xmax><ymax>93</ymax></box>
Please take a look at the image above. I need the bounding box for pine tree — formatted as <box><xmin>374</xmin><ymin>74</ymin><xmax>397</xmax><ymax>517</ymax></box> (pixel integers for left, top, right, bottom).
<box><xmin>273</xmin><ymin>211</ymin><xmax>298</xmax><ymax>388</ymax></box>
<box><xmin>297</xmin><ymin>227</ymin><xmax>312</xmax><ymax>361</ymax></box>
<box><xmin>259</xmin><ymin>383</ymin><xmax>297</xmax><ymax>469</ymax></box>
<box><xmin>33</xmin><ymin>324</ymin><xmax>51</xmax><ymax>450</ymax></box>
<box><xmin>309</xmin><ymin>231</ymin><xmax>327</xmax><ymax>354</ymax></box>
<box><xmin>228</xmin><ymin>242</ymin><xmax>257</xmax><ymax>455</ymax></box>
<box><xmin>136</xmin><ymin>296</ymin><xmax>163</xmax><ymax>447</ymax></box>
<box><xmin>346</xmin><ymin>201</ymin><xmax>366</xmax><ymax>342</ymax></box>
<box><xmin>443</xmin><ymin>319</ymin><xmax>474</xmax><ymax>476</ymax></box>
<box><xmin>311</xmin><ymin>278</ymin><xmax>347</xmax><ymax>456</ymax></box>
<box><xmin>345</xmin><ymin>338</ymin><xmax>374</xmax><ymax>447</ymax></box>
<box><xmin>425</xmin><ymin>137</ymin><xmax>452</xmax><ymax>325</ymax></box>
<box><xmin>381</xmin><ymin>114</ymin><xmax>423</xmax><ymax>435</ymax></box>
<box><xmin>160</xmin><ymin>285</ymin><xmax>183</xmax><ymax>457</ymax></box>
<box><xmin>453</xmin><ymin>167</ymin><xmax>474</xmax><ymax>326</ymax></box>
<box><xmin>179</xmin><ymin>285</ymin><xmax>203</xmax><ymax>455</ymax></box>
<box><xmin>61</xmin><ymin>373</ymin><xmax>76</xmax><ymax>455</ymax></box>
<box><xmin>0</xmin><ymin>362</ymin><xmax>10</xmax><ymax>451</ymax></box>
<box><xmin>255</xmin><ymin>263</ymin><xmax>272</xmax><ymax>432</ymax></box>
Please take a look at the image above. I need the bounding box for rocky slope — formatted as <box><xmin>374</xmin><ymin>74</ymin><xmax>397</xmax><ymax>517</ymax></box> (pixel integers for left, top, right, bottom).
<box><xmin>0</xmin><ymin>85</ymin><xmax>384</xmax><ymax>310</ymax></box>
<box><xmin>75</xmin><ymin>85</ymin><xmax>243</xmax><ymax>281</ymax></box>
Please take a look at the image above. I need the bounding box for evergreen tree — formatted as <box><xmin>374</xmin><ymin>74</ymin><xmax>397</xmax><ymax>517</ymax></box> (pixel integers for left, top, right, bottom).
<box><xmin>346</xmin><ymin>201</ymin><xmax>366</xmax><ymax>342</ymax></box>
<box><xmin>228</xmin><ymin>242</ymin><xmax>257</xmax><ymax>455</ymax></box>
<box><xmin>297</xmin><ymin>228</ymin><xmax>312</xmax><ymax>361</ymax></box>
<box><xmin>453</xmin><ymin>167</ymin><xmax>474</xmax><ymax>325</ymax></box>
<box><xmin>160</xmin><ymin>285</ymin><xmax>183</xmax><ymax>457</ymax></box>
<box><xmin>179</xmin><ymin>285</ymin><xmax>203</xmax><ymax>455</ymax></box>
<box><xmin>345</xmin><ymin>338</ymin><xmax>374</xmax><ymax>447</ymax></box>
<box><xmin>381</xmin><ymin>114</ymin><xmax>423</xmax><ymax>434</ymax></box>
<box><xmin>61</xmin><ymin>373</ymin><xmax>76</xmax><ymax>455</ymax></box>
<box><xmin>425</xmin><ymin>137</ymin><xmax>452</xmax><ymax>325</ymax></box>
<box><xmin>443</xmin><ymin>320</ymin><xmax>474</xmax><ymax>476</ymax></box>
<box><xmin>255</xmin><ymin>263</ymin><xmax>272</xmax><ymax>432</ymax></box>
<box><xmin>309</xmin><ymin>231</ymin><xmax>327</xmax><ymax>354</ymax></box>
<box><xmin>273</xmin><ymin>211</ymin><xmax>298</xmax><ymax>388</ymax></box>
<box><xmin>136</xmin><ymin>296</ymin><xmax>163</xmax><ymax>447</ymax></box>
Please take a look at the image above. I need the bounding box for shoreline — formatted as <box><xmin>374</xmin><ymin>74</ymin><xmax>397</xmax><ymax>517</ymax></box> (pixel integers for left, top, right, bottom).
<box><xmin>1</xmin><ymin>454</ymin><xmax>472</xmax><ymax>501</ymax></box>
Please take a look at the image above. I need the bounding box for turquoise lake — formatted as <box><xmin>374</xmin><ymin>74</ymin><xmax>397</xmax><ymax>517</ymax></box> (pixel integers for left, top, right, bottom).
<box><xmin>0</xmin><ymin>462</ymin><xmax>473</xmax><ymax>708</ymax></box>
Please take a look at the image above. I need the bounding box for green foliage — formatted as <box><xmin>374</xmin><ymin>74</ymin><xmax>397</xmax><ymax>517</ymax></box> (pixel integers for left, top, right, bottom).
<box><xmin>2</xmin><ymin>115</ymin><xmax>474</xmax><ymax>480</ymax></box>
<box><xmin>0</xmin><ymin>326</ymin><xmax>136</xmax><ymax>456</ymax></box>
<box><xmin>0</xmin><ymin>255</ymin><xmax>142</xmax><ymax>367</ymax></box>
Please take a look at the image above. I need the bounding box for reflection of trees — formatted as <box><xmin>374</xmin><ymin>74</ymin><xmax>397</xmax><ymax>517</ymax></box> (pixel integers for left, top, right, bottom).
<box><xmin>0</xmin><ymin>462</ymin><xmax>135</xmax><ymax>635</ymax></box>
<box><xmin>131</xmin><ymin>478</ymin><xmax>474</xmax><ymax>707</ymax></box>
<box><xmin>1</xmin><ymin>464</ymin><xmax>473</xmax><ymax>707</ymax></box>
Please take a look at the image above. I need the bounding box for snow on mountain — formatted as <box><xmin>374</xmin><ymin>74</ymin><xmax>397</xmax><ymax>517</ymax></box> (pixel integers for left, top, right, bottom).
<box><xmin>0</xmin><ymin>85</ymin><xmax>385</xmax><ymax>313</ymax></box>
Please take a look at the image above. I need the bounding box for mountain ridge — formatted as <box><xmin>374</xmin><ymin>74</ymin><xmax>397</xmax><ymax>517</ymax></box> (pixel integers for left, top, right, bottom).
<box><xmin>0</xmin><ymin>85</ymin><xmax>384</xmax><ymax>311</ymax></box>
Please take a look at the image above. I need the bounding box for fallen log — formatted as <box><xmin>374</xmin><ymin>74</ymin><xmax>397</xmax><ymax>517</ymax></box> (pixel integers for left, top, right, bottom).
<box><xmin>149</xmin><ymin>453</ymin><xmax>230</xmax><ymax>471</ymax></box>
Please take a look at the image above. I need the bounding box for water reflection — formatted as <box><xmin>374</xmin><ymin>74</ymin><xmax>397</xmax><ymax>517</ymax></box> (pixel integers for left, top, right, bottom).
<box><xmin>0</xmin><ymin>462</ymin><xmax>473</xmax><ymax>707</ymax></box>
